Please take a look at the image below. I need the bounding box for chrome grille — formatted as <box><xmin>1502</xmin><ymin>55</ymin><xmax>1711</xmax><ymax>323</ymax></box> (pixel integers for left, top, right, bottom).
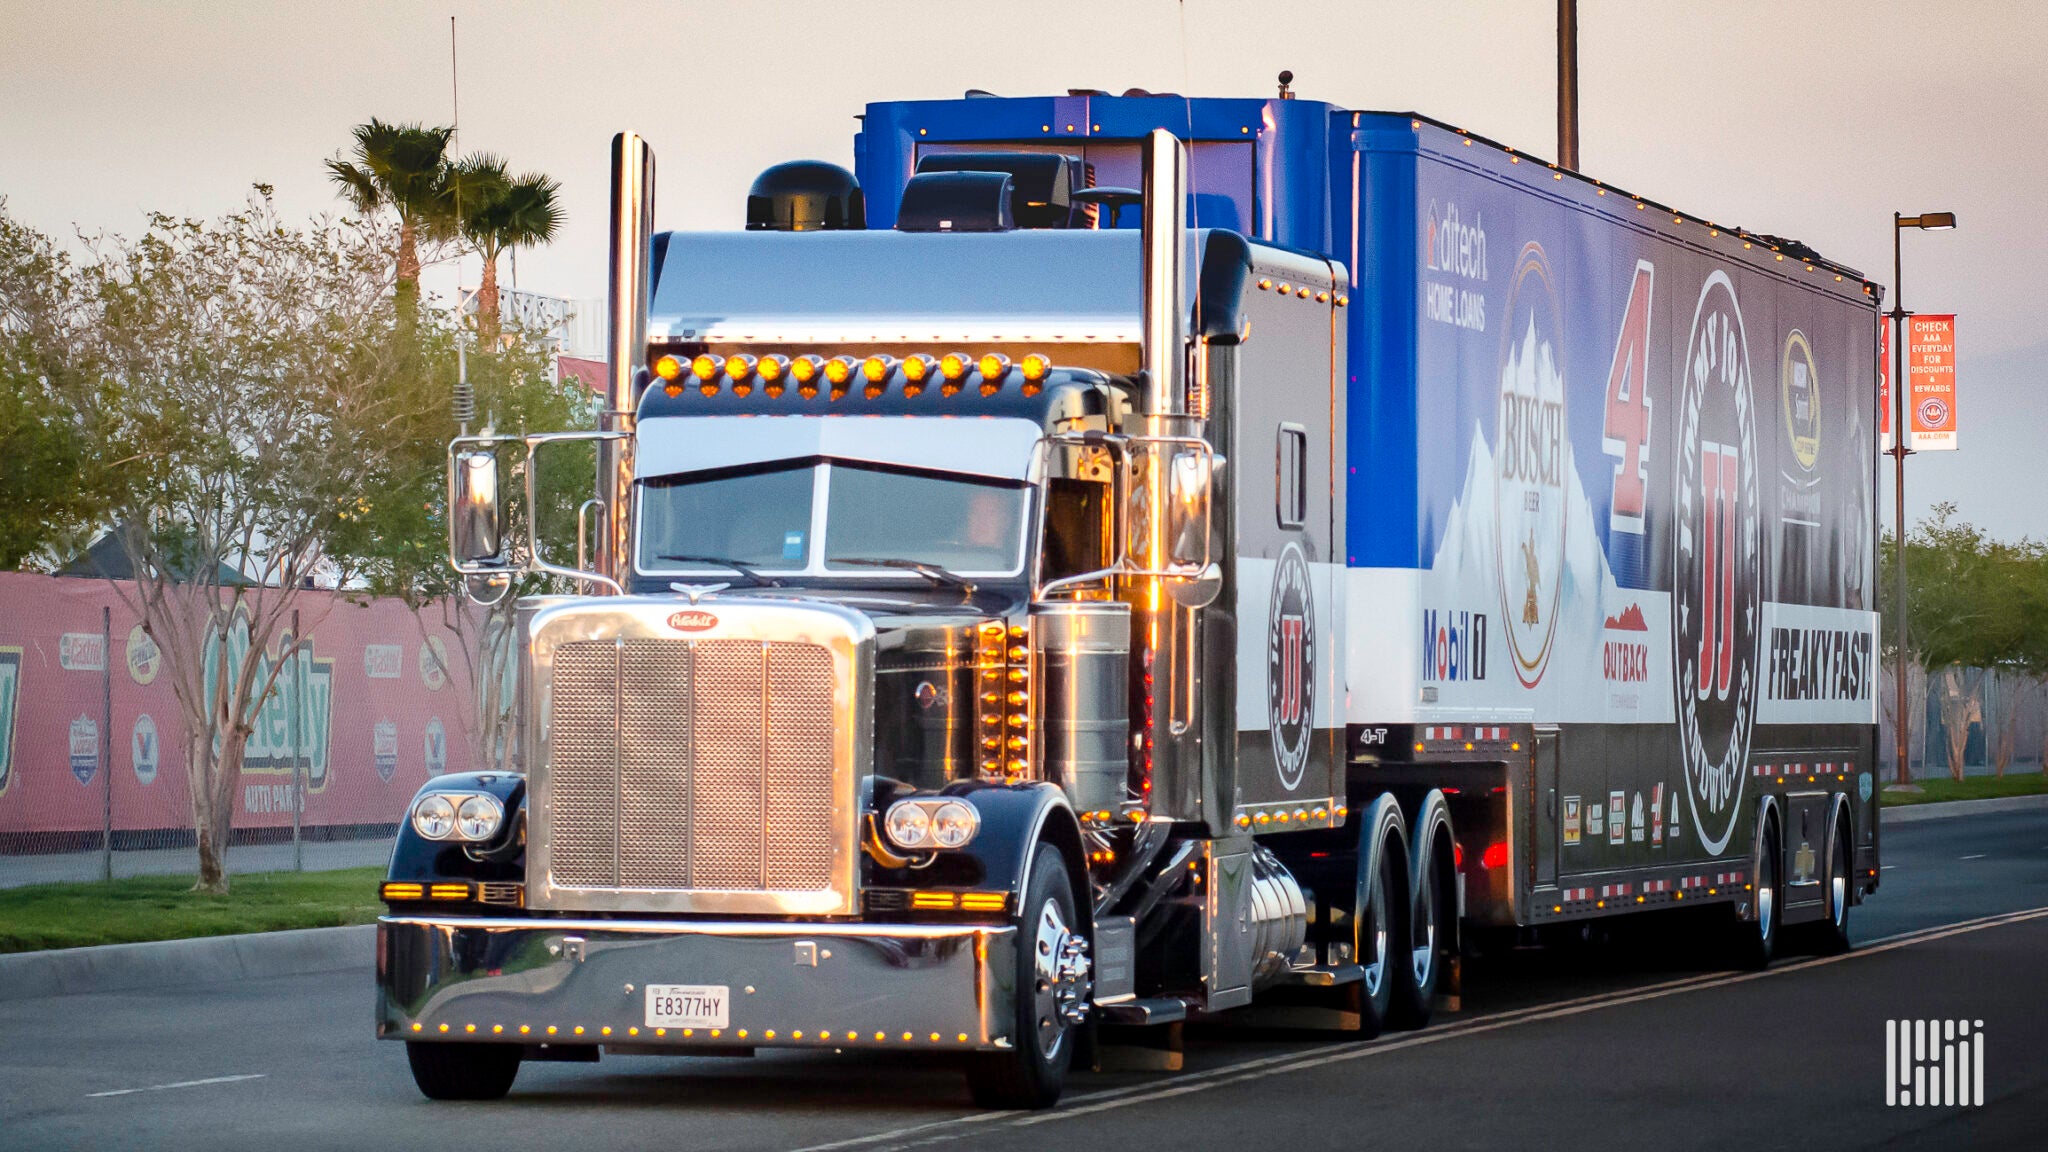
<box><xmin>547</xmin><ymin>637</ymin><xmax>837</xmax><ymax>893</ymax></box>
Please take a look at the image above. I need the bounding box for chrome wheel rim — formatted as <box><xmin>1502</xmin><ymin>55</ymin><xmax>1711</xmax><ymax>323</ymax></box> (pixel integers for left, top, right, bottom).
<box><xmin>1411</xmin><ymin>867</ymin><xmax>1436</xmax><ymax>987</ymax></box>
<box><xmin>1830</xmin><ymin>843</ymin><xmax>1848</xmax><ymax>927</ymax></box>
<box><xmin>1362</xmin><ymin>882</ymin><xmax>1389</xmax><ymax>997</ymax></box>
<box><xmin>1030</xmin><ymin>898</ymin><xmax>1091</xmax><ymax>1060</ymax></box>
<box><xmin>1758</xmin><ymin>853</ymin><xmax>1775</xmax><ymax>941</ymax></box>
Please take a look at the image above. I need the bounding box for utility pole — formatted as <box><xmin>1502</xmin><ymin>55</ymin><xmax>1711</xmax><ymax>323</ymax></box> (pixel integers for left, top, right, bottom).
<box><xmin>1557</xmin><ymin>0</ymin><xmax>1580</xmax><ymax>170</ymax></box>
<box><xmin>1887</xmin><ymin>211</ymin><xmax>1957</xmax><ymax>784</ymax></box>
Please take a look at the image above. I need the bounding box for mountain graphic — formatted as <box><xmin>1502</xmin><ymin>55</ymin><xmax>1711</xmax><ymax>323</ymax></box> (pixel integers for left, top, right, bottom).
<box><xmin>1603</xmin><ymin>603</ymin><xmax>1648</xmax><ymax>632</ymax></box>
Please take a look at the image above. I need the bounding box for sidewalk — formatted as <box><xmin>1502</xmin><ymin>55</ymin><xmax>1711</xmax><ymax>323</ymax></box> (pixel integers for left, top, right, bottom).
<box><xmin>0</xmin><ymin>837</ymin><xmax>392</xmax><ymax>889</ymax></box>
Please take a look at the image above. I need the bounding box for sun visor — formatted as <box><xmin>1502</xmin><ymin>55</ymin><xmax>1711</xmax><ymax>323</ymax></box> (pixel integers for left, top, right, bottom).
<box><xmin>634</xmin><ymin>415</ymin><xmax>1046</xmax><ymax>481</ymax></box>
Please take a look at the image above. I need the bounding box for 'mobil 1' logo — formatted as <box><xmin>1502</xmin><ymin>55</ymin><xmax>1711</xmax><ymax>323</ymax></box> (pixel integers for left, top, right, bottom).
<box><xmin>1672</xmin><ymin>270</ymin><xmax>1762</xmax><ymax>856</ymax></box>
<box><xmin>1266</xmin><ymin>542</ymin><xmax>1316</xmax><ymax>791</ymax></box>
<box><xmin>1493</xmin><ymin>242</ymin><xmax>1568</xmax><ymax>688</ymax></box>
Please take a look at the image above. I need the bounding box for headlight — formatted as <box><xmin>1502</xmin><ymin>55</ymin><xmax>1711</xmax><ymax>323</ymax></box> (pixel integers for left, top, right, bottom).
<box><xmin>455</xmin><ymin>794</ymin><xmax>504</xmax><ymax>841</ymax></box>
<box><xmin>929</xmin><ymin>801</ymin><xmax>978</xmax><ymax>848</ymax></box>
<box><xmin>883</xmin><ymin>798</ymin><xmax>980</xmax><ymax>851</ymax></box>
<box><xmin>884</xmin><ymin>801</ymin><xmax>933</xmax><ymax>850</ymax></box>
<box><xmin>412</xmin><ymin>794</ymin><xmax>456</xmax><ymax>840</ymax></box>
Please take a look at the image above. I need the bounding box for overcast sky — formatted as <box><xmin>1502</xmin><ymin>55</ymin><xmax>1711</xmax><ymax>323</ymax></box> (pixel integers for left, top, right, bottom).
<box><xmin>3</xmin><ymin>1</ymin><xmax>2042</xmax><ymax>539</ymax></box>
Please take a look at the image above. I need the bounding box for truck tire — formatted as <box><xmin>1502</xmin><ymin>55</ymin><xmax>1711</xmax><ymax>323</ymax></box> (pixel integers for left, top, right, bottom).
<box><xmin>406</xmin><ymin>1042</ymin><xmax>521</xmax><ymax>1101</ymax></box>
<box><xmin>1807</xmin><ymin>822</ymin><xmax>1852</xmax><ymax>955</ymax></box>
<box><xmin>1389</xmin><ymin>833</ymin><xmax>1446</xmax><ymax>1030</ymax></box>
<box><xmin>1345</xmin><ymin>845</ymin><xmax>1401</xmax><ymax>1039</ymax></box>
<box><xmin>1729</xmin><ymin>819</ymin><xmax>1781</xmax><ymax>970</ymax></box>
<box><xmin>966</xmin><ymin>849</ymin><xmax>1088</xmax><ymax>1110</ymax></box>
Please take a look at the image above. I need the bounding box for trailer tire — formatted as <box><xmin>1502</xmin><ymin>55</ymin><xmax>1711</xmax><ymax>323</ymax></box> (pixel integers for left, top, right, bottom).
<box><xmin>1729</xmin><ymin>818</ymin><xmax>1781</xmax><ymax>970</ymax></box>
<box><xmin>1808</xmin><ymin>819</ymin><xmax>1853</xmax><ymax>955</ymax></box>
<box><xmin>406</xmin><ymin>1042</ymin><xmax>521</xmax><ymax>1101</ymax></box>
<box><xmin>966</xmin><ymin>849</ymin><xmax>1086</xmax><ymax>1110</ymax></box>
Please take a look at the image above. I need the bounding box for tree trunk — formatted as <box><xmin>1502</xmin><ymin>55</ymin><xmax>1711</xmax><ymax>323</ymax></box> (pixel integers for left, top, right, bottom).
<box><xmin>1935</xmin><ymin>666</ymin><xmax>1981</xmax><ymax>783</ymax></box>
<box><xmin>395</xmin><ymin>218</ymin><xmax>421</xmax><ymax>324</ymax></box>
<box><xmin>477</xmin><ymin>251</ymin><xmax>501</xmax><ymax>348</ymax></box>
<box><xmin>190</xmin><ymin>731</ymin><xmax>245</xmax><ymax>894</ymax></box>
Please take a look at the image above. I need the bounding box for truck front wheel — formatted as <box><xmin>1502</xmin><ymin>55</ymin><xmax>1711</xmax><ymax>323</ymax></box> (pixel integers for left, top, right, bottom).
<box><xmin>406</xmin><ymin>1041</ymin><xmax>521</xmax><ymax>1101</ymax></box>
<box><xmin>966</xmin><ymin>849</ymin><xmax>1088</xmax><ymax>1110</ymax></box>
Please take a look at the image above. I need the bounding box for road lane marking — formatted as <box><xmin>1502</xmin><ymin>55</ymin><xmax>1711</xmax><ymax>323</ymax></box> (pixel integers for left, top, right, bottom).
<box><xmin>794</xmin><ymin>905</ymin><xmax>2048</xmax><ymax>1152</ymax></box>
<box><xmin>1959</xmin><ymin>854</ymin><xmax>1986</xmax><ymax>860</ymax></box>
<box><xmin>88</xmin><ymin>1074</ymin><xmax>265</xmax><ymax>1099</ymax></box>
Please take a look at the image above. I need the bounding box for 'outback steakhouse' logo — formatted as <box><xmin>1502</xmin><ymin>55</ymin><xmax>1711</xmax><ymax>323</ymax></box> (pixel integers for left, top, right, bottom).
<box><xmin>667</xmin><ymin>610</ymin><xmax>718</xmax><ymax>632</ymax></box>
<box><xmin>1494</xmin><ymin>242</ymin><xmax>1568</xmax><ymax>688</ymax></box>
<box><xmin>1266</xmin><ymin>542</ymin><xmax>1316</xmax><ymax>791</ymax></box>
<box><xmin>1673</xmin><ymin>270</ymin><xmax>1761</xmax><ymax>856</ymax></box>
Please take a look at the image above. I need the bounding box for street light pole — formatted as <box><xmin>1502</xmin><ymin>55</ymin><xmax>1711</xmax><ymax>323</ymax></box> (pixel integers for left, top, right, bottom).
<box><xmin>1886</xmin><ymin>210</ymin><xmax>1957</xmax><ymax>784</ymax></box>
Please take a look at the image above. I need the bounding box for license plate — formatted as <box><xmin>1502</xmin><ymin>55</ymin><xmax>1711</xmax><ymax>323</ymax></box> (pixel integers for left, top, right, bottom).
<box><xmin>644</xmin><ymin>984</ymin><xmax>729</xmax><ymax>1029</ymax></box>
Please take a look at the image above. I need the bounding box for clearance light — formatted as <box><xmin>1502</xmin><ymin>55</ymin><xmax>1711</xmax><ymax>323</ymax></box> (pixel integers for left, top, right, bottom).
<box><xmin>429</xmin><ymin>883</ymin><xmax>472</xmax><ymax>900</ymax></box>
<box><xmin>724</xmin><ymin>355</ymin><xmax>756</xmax><ymax>393</ymax></box>
<box><xmin>824</xmin><ymin>356</ymin><xmax>854</xmax><ymax>387</ymax></box>
<box><xmin>691</xmin><ymin>354</ymin><xmax>720</xmax><ymax>381</ymax></box>
<box><xmin>758</xmin><ymin>354</ymin><xmax>788</xmax><ymax>387</ymax></box>
<box><xmin>380</xmin><ymin>882</ymin><xmax>424</xmax><ymax>901</ymax></box>
<box><xmin>959</xmin><ymin>892</ymin><xmax>1008</xmax><ymax>912</ymax></box>
<box><xmin>862</xmin><ymin>355</ymin><xmax>894</xmax><ymax>383</ymax></box>
<box><xmin>1020</xmin><ymin>353</ymin><xmax>1051</xmax><ymax>382</ymax></box>
<box><xmin>653</xmin><ymin>354</ymin><xmax>683</xmax><ymax>382</ymax></box>
<box><xmin>939</xmin><ymin>352</ymin><xmax>971</xmax><ymax>382</ymax></box>
<box><xmin>791</xmin><ymin>355</ymin><xmax>823</xmax><ymax>384</ymax></box>
<box><xmin>978</xmin><ymin>353</ymin><xmax>1009</xmax><ymax>394</ymax></box>
<box><xmin>911</xmin><ymin>891</ymin><xmax>958</xmax><ymax>910</ymax></box>
<box><xmin>902</xmin><ymin>354</ymin><xmax>935</xmax><ymax>390</ymax></box>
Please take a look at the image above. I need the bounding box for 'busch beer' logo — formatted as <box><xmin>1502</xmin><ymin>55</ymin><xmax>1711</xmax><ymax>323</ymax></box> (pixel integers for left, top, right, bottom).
<box><xmin>667</xmin><ymin>610</ymin><xmax>718</xmax><ymax>632</ymax></box>
<box><xmin>1493</xmin><ymin>242</ymin><xmax>1568</xmax><ymax>688</ymax></box>
<box><xmin>1267</xmin><ymin>543</ymin><xmax>1317</xmax><ymax>791</ymax></box>
<box><xmin>1672</xmin><ymin>270</ymin><xmax>1761</xmax><ymax>856</ymax></box>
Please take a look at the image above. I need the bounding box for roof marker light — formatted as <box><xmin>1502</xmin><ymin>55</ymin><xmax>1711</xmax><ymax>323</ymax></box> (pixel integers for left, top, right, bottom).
<box><xmin>691</xmin><ymin>354</ymin><xmax>720</xmax><ymax>381</ymax></box>
<box><xmin>758</xmin><ymin>354</ymin><xmax>788</xmax><ymax>396</ymax></box>
<box><xmin>1020</xmin><ymin>353</ymin><xmax>1051</xmax><ymax>382</ymax></box>
<box><xmin>654</xmin><ymin>355</ymin><xmax>683</xmax><ymax>381</ymax></box>
<box><xmin>791</xmin><ymin>355</ymin><xmax>823</xmax><ymax>397</ymax></box>
<box><xmin>902</xmin><ymin>354</ymin><xmax>935</xmax><ymax>392</ymax></box>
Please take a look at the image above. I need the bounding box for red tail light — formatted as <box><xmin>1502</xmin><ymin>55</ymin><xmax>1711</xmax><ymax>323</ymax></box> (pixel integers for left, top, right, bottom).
<box><xmin>1480</xmin><ymin>841</ymin><xmax>1509</xmax><ymax>869</ymax></box>
<box><xmin>1453</xmin><ymin>842</ymin><xmax>1464</xmax><ymax>868</ymax></box>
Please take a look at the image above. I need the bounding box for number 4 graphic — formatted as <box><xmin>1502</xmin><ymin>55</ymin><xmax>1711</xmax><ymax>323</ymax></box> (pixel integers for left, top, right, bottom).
<box><xmin>1603</xmin><ymin>261</ymin><xmax>1656</xmax><ymax>533</ymax></box>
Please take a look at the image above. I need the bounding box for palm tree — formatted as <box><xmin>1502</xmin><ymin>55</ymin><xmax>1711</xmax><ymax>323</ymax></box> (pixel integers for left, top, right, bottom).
<box><xmin>325</xmin><ymin>119</ymin><xmax>455</xmax><ymax>313</ymax></box>
<box><xmin>446</xmin><ymin>154</ymin><xmax>563</xmax><ymax>345</ymax></box>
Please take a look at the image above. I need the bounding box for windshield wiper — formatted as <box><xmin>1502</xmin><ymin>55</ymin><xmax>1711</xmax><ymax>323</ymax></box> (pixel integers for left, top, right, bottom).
<box><xmin>828</xmin><ymin>556</ymin><xmax>976</xmax><ymax>592</ymax></box>
<box><xmin>655</xmin><ymin>553</ymin><xmax>779</xmax><ymax>586</ymax></box>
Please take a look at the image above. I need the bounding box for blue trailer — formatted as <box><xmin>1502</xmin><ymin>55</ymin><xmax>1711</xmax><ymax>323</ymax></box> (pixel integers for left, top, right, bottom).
<box><xmin>382</xmin><ymin>84</ymin><xmax>1882</xmax><ymax>1107</ymax></box>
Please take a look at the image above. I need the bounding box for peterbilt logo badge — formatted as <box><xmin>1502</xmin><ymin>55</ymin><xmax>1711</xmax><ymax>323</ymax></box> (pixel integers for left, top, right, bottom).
<box><xmin>1266</xmin><ymin>542</ymin><xmax>1316</xmax><ymax>792</ymax></box>
<box><xmin>1672</xmin><ymin>269</ymin><xmax>1761</xmax><ymax>857</ymax></box>
<box><xmin>667</xmin><ymin>610</ymin><xmax>718</xmax><ymax>632</ymax></box>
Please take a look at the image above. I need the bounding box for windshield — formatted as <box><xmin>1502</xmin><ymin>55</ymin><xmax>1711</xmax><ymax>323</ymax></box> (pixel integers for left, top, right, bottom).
<box><xmin>638</xmin><ymin>461</ymin><xmax>1030</xmax><ymax>578</ymax></box>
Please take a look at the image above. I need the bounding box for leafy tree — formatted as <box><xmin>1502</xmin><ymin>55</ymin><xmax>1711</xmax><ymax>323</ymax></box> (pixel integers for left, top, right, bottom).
<box><xmin>55</xmin><ymin>189</ymin><xmax>443</xmax><ymax>892</ymax></box>
<box><xmin>0</xmin><ymin>203</ymin><xmax>114</xmax><ymax>568</ymax></box>
<box><xmin>325</xmin><ymin>119</ymin><xmax>455</xmax><ymax>317</ymax></box>
<box><xmin>442</xmin><ymin>154</ymin><xmax>564</xmax><ymax>346</ymax></box>
<box><xmin>1883</xmin><ymin>504</ymin><xmax>2041</xmax><ymax>781</ymax></box>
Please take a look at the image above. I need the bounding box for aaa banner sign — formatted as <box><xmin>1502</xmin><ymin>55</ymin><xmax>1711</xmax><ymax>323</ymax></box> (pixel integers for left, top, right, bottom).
<box><xmin>1908</xmin><ymin>315</ymin><xmax>1957</xmax><ymax>451</ymax></box>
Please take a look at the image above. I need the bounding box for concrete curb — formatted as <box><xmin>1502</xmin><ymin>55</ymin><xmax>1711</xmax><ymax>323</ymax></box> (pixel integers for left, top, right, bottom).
<box><xmin>0</xmin><ymin>923</ymin><xmax>373</xmax><ymax>1003</ymax></box>
<box><xmin>1883</xmin><ymin>793</ymin><xmax>2048</xmax><ymax>824</ymax></box>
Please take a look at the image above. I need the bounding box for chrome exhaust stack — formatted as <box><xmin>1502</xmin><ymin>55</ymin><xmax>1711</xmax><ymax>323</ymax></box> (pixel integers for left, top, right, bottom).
<box><xmin>598</xmin><ymin>131</ymin><xmax>656</xmax><ymax>590</ymax></box>
<box><xmin>1139</xmin><ymin>127</ymin><xmax>1187</xmax><ymax>418</ymax></box>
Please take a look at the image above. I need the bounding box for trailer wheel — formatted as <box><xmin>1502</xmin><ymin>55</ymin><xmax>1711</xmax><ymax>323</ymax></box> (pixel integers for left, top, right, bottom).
<box><xmin>1729</xmin><ymin>819</ymin><xmax>1781</xmax><ymax>970</ymax></box>
<box><xmin>966</xmin><ymin>849</ymin><xmax>1088</xmax><ymax>1110</ymax></box>
<box><xmin>1809</xmin><ymin>822</ymin><xmax>1852</xmax><ymax>955</ymax></box>
<box><xmin>406</xmin><ymin>1041</ymin><xmax>521</xmax><ymax>1101</ymax></box>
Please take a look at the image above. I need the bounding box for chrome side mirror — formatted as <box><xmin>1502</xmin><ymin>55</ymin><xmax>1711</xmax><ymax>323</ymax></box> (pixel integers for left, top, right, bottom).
<box><xmin>1166</xmin><ymin>449</ymin><xmax>1211</xmax><ymax>568</ymax></box>
<box><xmin>452</xmin><ymin>450</ymin><xmax>503</xmax><ymax>564</ymax></box>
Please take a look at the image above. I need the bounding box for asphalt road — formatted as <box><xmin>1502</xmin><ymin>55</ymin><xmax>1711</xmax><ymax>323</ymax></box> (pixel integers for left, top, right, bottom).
<box><xmin>3</xmin><ymin>807</ymin><xmax>2044</xmax><ymax>1151</ymax></box>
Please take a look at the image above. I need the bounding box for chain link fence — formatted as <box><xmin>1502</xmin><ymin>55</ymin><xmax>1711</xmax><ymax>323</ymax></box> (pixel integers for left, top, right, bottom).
<box><xmin>0</xmin><ymin>572</ymin><xmax>491</xmax><ymax>888</ymax></box>
<box><xmin>1878</xmin><ymin>662</ymin><xmax>2048</xmax><ymax>780</ymax></box>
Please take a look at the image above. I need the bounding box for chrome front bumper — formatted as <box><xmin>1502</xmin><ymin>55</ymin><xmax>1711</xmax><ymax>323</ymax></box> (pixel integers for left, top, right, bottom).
<box><xmin>377</xmin><ymin>916</ymin><xmax>1018</xmax><ymax>1051</ymax></box>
